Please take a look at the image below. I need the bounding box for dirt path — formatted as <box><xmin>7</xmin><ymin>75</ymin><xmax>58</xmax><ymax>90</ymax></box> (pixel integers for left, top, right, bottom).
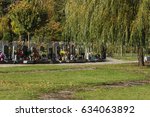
<box><xmin>0</xmin><ymin>58</ymin><xmax>137</xmax><ymax>67</ymax></box>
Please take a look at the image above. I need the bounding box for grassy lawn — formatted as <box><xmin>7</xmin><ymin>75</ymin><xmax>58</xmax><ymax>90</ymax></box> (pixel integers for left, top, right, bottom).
<box><xmin>74</xmin><ymin>84</ymin><xmax>150</xmax><ymax>100</ymax></box>
<box><xmin>113</xmin><ymin>53</ymin><xmax>137</xmax><ymax>61</ymax></box>
<box><xmin>0</xmin><ymin>64</ymin><xmax>150</xmax><ymax>100</ymax></box>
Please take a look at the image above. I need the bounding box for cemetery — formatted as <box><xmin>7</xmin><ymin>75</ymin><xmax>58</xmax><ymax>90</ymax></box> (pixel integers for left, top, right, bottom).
<box><xmin>0</xmin><ymin>41</ymin><xmax>105</xmax><ymax>64</ymax></box>
<box><xmin>0</xmin><ymin>0</ymin><xmax>149</xmax><ymax>101</ymax></box>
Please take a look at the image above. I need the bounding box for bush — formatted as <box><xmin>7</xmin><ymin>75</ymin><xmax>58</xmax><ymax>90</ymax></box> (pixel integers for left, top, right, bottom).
<box><xmin>3</xmin><ymin>32</ymin><xmax>12</xmax><ymax>42</ymax></box>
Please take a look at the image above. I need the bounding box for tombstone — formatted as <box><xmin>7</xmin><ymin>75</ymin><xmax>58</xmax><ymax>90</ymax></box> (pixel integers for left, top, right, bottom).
<box><xmin>101</xmin><ymin>44</ymin><xmax>107</xmax><ymax>59</ymax></box>
<box><xmin>23</xmin><ymin>45</ymin><xmax>28</xmax><ymax>58</ymax></box>
<box><xmin>0</xmin><ymin>41</ymin><xmax>6</xmax><ymax>53</ymax></box>
<box><xmin>48</xmin><ymin>48</ymin><xmax>53</xmax><ymax>59</ymax></box>
<box><xmin>78</xmin><ymin>45</ymin><xmax>85</xmax><ymax>59</ymax></box>
<box><xmin>144</xmin><ymin>56</ymin><xmax>150</xmax><ymax>62</ymax></box>
<box><xmin>12</xmin><ymin>41</ymin><xmax>17</xmax><ymax>60</ymax></box>
<box><xmin>54</xmin><ymin>42</ymin><xmax>59</xmax><ymax>58</ymax></box>
<box><xmin>57</xmin><ymin>46</ymin><xmax>60</xmax><ymax>55</ymax></box>
<box><xmin>85</xmin><ymin>47</ymin><xmax>90</xmax><ymax>60</ymax></box>
<box><xmin>71</xmin><ymin>44</ymin><xmax>75</xmax><ymax>55</ymax></box>
<box><xmin>4</xmin><ymin>45</ymin><xmax>9</xmax><ymax>59</ymax></box>
<box><xmin>47</xmin><ymin>42</ymin><xmax>53</xmax><ymax>59</ymax></box>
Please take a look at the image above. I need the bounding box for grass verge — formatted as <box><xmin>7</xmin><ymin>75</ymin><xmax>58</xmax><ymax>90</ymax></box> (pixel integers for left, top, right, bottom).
<box><xmin>0</xmin><ymin>63</ymin><xmax>150</xmax><ymax>100</ymax></box>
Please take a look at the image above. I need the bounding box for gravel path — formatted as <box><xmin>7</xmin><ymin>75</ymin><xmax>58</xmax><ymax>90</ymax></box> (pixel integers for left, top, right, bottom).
<box><xmin>0</xmin><ymin>58</ymin><xmax>137</xmax><ymax>67</ymax></box>
<box><xmin>58</xmin><ymin>57</ymin><xmax>137</xmax><ymax>66</ymax></box>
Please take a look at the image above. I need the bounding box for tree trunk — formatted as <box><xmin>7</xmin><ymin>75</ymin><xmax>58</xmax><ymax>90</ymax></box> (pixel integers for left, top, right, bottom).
<box><xmin>120</xmin><ymin>44</ymin><xmax>123</xmax><ymax>57</ymax></box>
<box><xmin>137</xmin><ymin>47</ymin><xmax>144</xmax><ymax>66</ymax></box>
<box><xmin>19</xmin><ymin>34</ymin><xmax>21</xmax><ymax>42</ymax></box>
<box><xmin>27</xmin><ymin>32</ymin><xmax>30</xmax><ymax>48</ymax></box>
<box><xmin>101</xmin><ymin>43</ymin><xmax>107</xmax><ymax>59</ymax></box>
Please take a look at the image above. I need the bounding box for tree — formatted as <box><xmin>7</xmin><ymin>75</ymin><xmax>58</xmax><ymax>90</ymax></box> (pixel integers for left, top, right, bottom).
<box><xmin>54</xmin><ymin>0</ymin><xmax>66</xmax><ymax>23</ymax></box>
<box><xmin>33</xmin><ymin>21</ymin><xmax>62</xmax><ymax>43</ymax></box>
<box><xmin>0</xmin><ymin>0</ymin><xmax>12</xmax><ymax>16</ymax></box>
<box><xmin>131</xmin><ymin>0</ymin><xmax>150</xmax><ymax>66</ymax></box>
<box><xmin>32</xmin><ymin>0</ymin><xmax>64</xmax><ymax>42</ymax></box>
<box><xmin>64</xmin><ymin>0</ymin><xmax>150</xmax><ymax>66</ymax></box>
<box><xmin>9</xmin><ymin>0</ymin><xmax>49</xmax><ymax>46</ymax></box>
<box><xmin>0</xmin><ymin>16</ymin><xmax>14</xmax><ymax>41</ymax></box>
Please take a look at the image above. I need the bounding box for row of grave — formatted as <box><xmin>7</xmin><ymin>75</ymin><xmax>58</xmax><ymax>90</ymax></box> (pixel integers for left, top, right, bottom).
<box><xmin>0</xmin><ymin>41</ymin><xmax>106</xmax><ymax>64</ymax></box>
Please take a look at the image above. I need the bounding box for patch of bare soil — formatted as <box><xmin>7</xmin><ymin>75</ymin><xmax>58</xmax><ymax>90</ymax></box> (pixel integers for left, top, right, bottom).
<box><xmin>100</xmin><ymin>80</ymin><xmax>150</xmax><ymax>88</ymax></box>
<box><xmin>39</xmin><ymin>91</ymin><xmax>75</xmax><ymax>100</ymax></box>
<box><xmin>39</xmin><ymin>80</ymin><xmax>150</xmax><ymax>100</ymax></box>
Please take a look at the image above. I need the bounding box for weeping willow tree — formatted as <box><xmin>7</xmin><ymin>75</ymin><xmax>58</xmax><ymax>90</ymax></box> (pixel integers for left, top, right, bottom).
<box><xmin>64</xmin><ymin>0</ymin><xmax>103</xmax><ymax>56</ymax></box>
<box><xmin>64</xmin><ymin>0</ymin><xmax>131</xmax><ymax>54</ymax></box>
<box><xmin>64</xmin><ymin>0</ymin><xmax>150</xmax><ymax>66</ymax></box>
<box><xmin>131</xmin><ymin>0</ymin><xmax>150</xmax><ymax>66</ymax></box>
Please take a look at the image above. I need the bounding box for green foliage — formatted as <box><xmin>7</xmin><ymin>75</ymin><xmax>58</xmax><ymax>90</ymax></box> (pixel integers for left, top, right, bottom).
<box><xmin>0</xmin><ymin>16</ymin><xmax>10</xmax><ymax>32</ymax></box>
<box><xmin>0</xmin><ymin>0</ymin><xmax>12</xmax><ymax>16</ymax></box>
<box><xmin>33</xmin><ymin>21</ymin><xmax>62</xmax><ymax>42</ymax></box>
<box><xmin>9</xmin><ymin>0</ymin><xmax>48</xmax><ymax>35</ymax></box>
<box><xmin>2</xmin><ymin>32</ymin><xmax>12</xmax><ymax>41</ymax></box>
<box><xmin>64</xmin><ymin>0</ymin><xmax>150</xmax><ymax>45</ymax></box>
<box><xmin>0</xmin><ymin>0</ymin><xmax>149</xmax><ymax>60</ymax></box>
<box><xmin>0</xmin><ymin>16</ymin><xmax>13</xmax><ymax>41</ymax></box>
<box><xmin>131</xmin><ymin>0</ymin><xmax>150</xmax><ymax>48</ymax></box>
<box><xmin>64</xmin><ymin>0</ymin><xmax>150</xmax><ymax>65</ymax></box>
<box><xmin>54</xmin><ymin>0</ymin><xmax>66</xmax><ymax>22</ymax></box>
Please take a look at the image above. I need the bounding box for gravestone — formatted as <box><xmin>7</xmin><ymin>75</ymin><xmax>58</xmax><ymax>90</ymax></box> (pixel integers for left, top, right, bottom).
<box><xmin>144</xmin><ymin>56</ymin><xmax>150</xmax><ymax>62</ymax></box>
<box><xmin>4</xmin><ymin>45</ymin><xmax>9</xmax><ymax>59</ymax></box>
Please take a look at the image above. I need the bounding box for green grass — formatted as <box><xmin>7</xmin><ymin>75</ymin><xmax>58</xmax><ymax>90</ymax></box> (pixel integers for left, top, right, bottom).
<box><xmin>74</xmin><ymin>84</ymin><xmax>150</xmax><ymax>100</ymax></box>
<box><xmin>0</xmin><ymin>64</ymin><xmax>150</xmax><ymax>100</ymax></box>
<box><xmin>113</xmin><ymin>53</ymin><xmax>137</xmax><ymax>61</ymax></box>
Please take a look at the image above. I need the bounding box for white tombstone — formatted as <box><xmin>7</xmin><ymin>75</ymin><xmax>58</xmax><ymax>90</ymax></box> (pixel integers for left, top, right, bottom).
<box><xmin>144</xmin><ymin>56</ymin><xmax>150</xmax><ymax>62</ymax></box>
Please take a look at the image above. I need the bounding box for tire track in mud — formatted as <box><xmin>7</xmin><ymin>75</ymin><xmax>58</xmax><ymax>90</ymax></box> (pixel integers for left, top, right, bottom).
<box><xmin>39</xmin><ymin>79</ymin><xmax>150</xmax><ymax>100</ymax></box>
